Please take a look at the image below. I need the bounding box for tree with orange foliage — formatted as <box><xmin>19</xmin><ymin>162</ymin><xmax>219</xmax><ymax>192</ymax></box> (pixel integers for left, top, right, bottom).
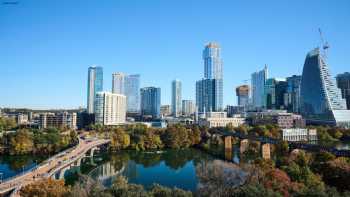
<box><xmin>20</xmin><ymin>178</ymin><xmax>70</xmax><ymax>197</ymax></box>
<box><xmin>263</xmin><ymin>169</ymin><xmax>301</xmax><ymax>197</ymax></box>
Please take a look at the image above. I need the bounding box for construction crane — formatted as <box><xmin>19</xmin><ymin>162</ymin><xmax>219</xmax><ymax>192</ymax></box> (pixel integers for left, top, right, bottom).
<box><xmin>318</xmin><ymin>28</ymin><xmax>330</xmax><ymax>59</ymax></box>
<box><xmin>242</xmin><ymin>79</ymin><xmax>249</xmax><ymax>84</ymax></box>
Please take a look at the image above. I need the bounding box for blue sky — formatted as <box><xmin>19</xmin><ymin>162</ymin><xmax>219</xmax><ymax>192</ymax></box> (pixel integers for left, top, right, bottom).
<box><xmin>1</xmin><ymin>0</ymin><xmax>349</xmax><ymax>109</ymax></box>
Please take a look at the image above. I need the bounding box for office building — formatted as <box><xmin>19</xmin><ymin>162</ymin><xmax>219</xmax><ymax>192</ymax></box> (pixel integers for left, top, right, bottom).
<box><xmin>196</xmin><ymin>79</ymin><xmax>220</xmax><ymax>112</ymax></box>
<box><xmin>251</xmin><ymin>65</ymin><xmax>268</xmax><ymax>109</ymax></box>
<box><xmin>77</xmin><ymin>111</ymin><xmax>95</xmax><ymax>130</ymax></box>
<box><xmin>95</xmin><ymin>92</ymin><xmax>126</xmax><ymax>125</ymax></box>
<box><xmin>87</xmin><ymin>66</ymin><xmax>103</xmax><ymax>114</ymax></box>
<box><xmin>247</xmin><ymin>110</ymin><xmax>305</xmax><ymax>129</ymax></box>
<box><xmin>336</xmin><ymin>72</ymin><xmax>350</xmax><ymax>109</ymax></box>
<box><xmin>182</xmin><ymin>100</ymin><xmax>195</xmax><ymax>117</ymax></box>
<box><xmin>300</xmin><ymin>48</ymin><xmax>350</xmax><ymax>127</ymax></box>
<box><xmin>196</xmin><ymin>42</ymin><xmax>223</xmax><ymax>113</ymax></box>
<box><xmin>140</xmin><ymin>87</ymin><xmax>161</xmax><ymax>119</ymax></box>
<box><xmin>160</xmin><ymin>105</ymin><xmax>171</xmax><ymax>117</ymax></box>
<box><xmin>112</xmin><ymin>73</ymin><xmax>140</xmax><ymax>113</ymax></box>
<box><xmin>171</xmin><ymin>79</ymin><xmax>182</xmax><ymax>117</ymax></box>
<box><xmin>286</xmin><ymin>75</ymin><xmax>302</xmax><ymax>113</ymax></box>
<box><xmin>16</xmin><ymin>114</ymin><xmax>29</xmax><ymax>125</ymax></box>
<box><xmin>236</xmin><ymin>85</ymin><xmax>250</xmax><ymax>108</ymax></box>
<box><xmin>112</xmin><ymin>73</ymin><xmax>125</xmax><ymax>95</ymax></box>
<box><xmin>198</xmin><ymin>112</ymin><xmax>245</xmax><ymax>128</ymax></box>
<box><xmin>226</xmin><ymin>105</ymin><xmax>245</xmax><ymax>117</ymax></box>
<box><xmin>39</xmin><ymin>112</ymin><xmax>77</xmax><ymax>129</ymax></box>
<box><xmin>264</xmin><ymin>78</ymin><xmax>288</xmax><ymax>110</ymax></box>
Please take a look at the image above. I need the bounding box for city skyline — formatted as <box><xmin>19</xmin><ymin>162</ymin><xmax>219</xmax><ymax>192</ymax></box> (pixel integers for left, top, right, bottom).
<box><xmin>1</xmin><ymin>1</ymin><xmax>350</xmax><ymax>109</ymax></box>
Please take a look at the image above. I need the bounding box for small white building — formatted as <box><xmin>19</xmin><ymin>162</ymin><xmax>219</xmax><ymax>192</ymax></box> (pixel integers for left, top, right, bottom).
<box><xmin>198</xmin><ymin>112</ymin><xmax>245</xmax><ymax>128</ymax></box>
<box><xmin>282</xmin><ymin>128</ymin><xmax>317</xmax><ymax>142</ymax></box>
<box><xmin>95</xmin><ymin>92</ymin><xmax>126</xmax><ymax>125</ymax></box>
<box><xmin>17</xmin><ymin>114</ymin><xmax>29</xmax><ymax>125</ymax></box>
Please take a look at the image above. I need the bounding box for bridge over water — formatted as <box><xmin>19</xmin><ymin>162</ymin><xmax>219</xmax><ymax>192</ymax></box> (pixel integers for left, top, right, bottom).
<box><xmin>0</xmin><ymin>137</ymin><xmax>110</xmax><ymax>197</ymax></box>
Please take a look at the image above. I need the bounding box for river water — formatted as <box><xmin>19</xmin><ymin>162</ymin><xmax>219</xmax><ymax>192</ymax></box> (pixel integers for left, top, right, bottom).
<box><xmin>0</xmin><ymin>155</ymin><xmax>46</xmax><ymax>182</ymax></box>
<box><xmin>63</xmin><ymin>148</ymin><xmax>247</xmax><ymax>191</ymax></box>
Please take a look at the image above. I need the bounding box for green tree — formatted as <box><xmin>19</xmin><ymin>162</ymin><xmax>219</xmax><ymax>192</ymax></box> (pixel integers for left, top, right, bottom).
<box><xmin>162</xmin><ymin>125</ymin><xmax>190</xmax><ymax>149</ymax></box>
<box><xmin>188</xmin><ymin>126</ymin><xmax>201</xmax><ymax>146</ymax></box>
<box><xmin>8</xmin><ymin>129</ymin><xmax>34</xmax><ymax>155</ymax></box>
<box><xmin>110</xmin><ymin>128</ymin><xmax>130</xmax><ymax>151</ymax></box>
<box><xmin>321</xmin><ymin>157</ymin><xmax>350</xmax><ymax>191</ymax></box>
<box><xmin>0</xmin><ymin>117</ymin><xmax>17</xmax><ymax>132</ymax></box>
<box><xmin>232</xmin><ymin>183</ymin><xmax>283</xmax><ymax>197</ymax></box>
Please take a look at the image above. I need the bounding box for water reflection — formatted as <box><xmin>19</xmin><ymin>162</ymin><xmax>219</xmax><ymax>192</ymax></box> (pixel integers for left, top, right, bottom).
<box><xmin>77</xmin><ymin>149</ymin><xmax>247</xmax><ymax>192</ymax></box>
<box><xmin>0</xmin><ymin>155</ymin><xmax>46</xmax><ymax>180</ymax></box>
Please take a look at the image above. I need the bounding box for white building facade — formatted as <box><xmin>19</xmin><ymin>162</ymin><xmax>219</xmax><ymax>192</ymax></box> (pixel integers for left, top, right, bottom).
<box><xmin>282</xmin><ymin>128</ymin><xmax>317</xmax><ymax>142</ymax></box>
<box><xmin>95</xmin><ymin>92</ymin><xmax>126</xmax><ymax>125</ymax></box>
<box><xmin>198</xmin><ymin>112</ymin><xmax>245</xmax><ymax>128</ymax></box>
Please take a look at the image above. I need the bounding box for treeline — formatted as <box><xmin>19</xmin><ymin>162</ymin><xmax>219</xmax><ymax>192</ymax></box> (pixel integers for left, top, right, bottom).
<box><xmin>311</xmin><ymin>126</ymin><xmax>350</xmax><ymax>142</ymax></box>
<box><xmin>20</xmin><ymin>175</ymin><xmax>192</xmax><ymax>197</ymax></box>
<box><xmin>0</xmin><ymin>128</ymin><xmax>78</xmax><ymax>155</ymax></box>
<box><xmin>99</xmin><ymin>124</ymin><xmax>204</xmax><ymax>151</ymax></box>
<box><xmin>0</xmin><ymin>117</ymin><xmax>17</xmax><ymax>132</ymax></box>
<box><xmin>94</xmin><ymin>123</ymin><xmax>281</xmax><ymax>152</ymax></box>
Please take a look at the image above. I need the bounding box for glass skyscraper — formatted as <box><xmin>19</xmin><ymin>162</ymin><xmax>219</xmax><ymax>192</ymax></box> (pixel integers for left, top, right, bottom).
<box><xmin>140</xmin><ymin>87</ymin><xmax>161</xmax><ymax>119</ymax></box>
<box><xmin>264</xmin><ymin>78</ymin><xmax>288</xmax><ymax>110</ymax></box>
<box><xmin>236</xmin><ymin>85</ymin><xmax>250</xmax><ymax>107</ymax></box>
<box><xmin>286</xmin><ymin>75</ymin><xmax>302</xmax><ymax>113</ymax></box>
<box><xmin>336</xmin><ymin>72</ymin><xmax>350</xmax><ymax>110</ymax></box>
<box><xmin>171</xmin><ymin>79</ymin><xmax>182</xmax><ymax>117</ymax></box>
<box><xmin>251</xmin><ymin>65</ymin><xmax>268</xmax><ymax>109</ymax></box>
<box><xmin>196</xmin><ymin>42</ymin><xmax>223</xmax><ymax>112</ymax></box>
<box><xmin>112</xmin><ymin>73</ymin><xmax>140</xmax><ymax>113</ymax></box>
<box><xmin>300</xmin><ymin>48</ymin><xmax>350</xmax><ymax>127</ymax></box>
<box><xmin>87</xmin><ymin>66</ymin><xmax>103</xmax><ymax>114</ymax></box>
<box><xmin>112</xmin><ymin>73</ymin><xmax>125</xmax><ymax>95</ymax></box>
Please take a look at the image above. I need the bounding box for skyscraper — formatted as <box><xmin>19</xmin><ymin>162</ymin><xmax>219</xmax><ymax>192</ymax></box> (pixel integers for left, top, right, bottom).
<box><xmin>112</xmin><ymin>73</ymin><xmax>140</xmax><ymax>113</ymax></box>
<box><xmin>112</xmin><ymin>73</ymin><xmax>125</xmax><ymax>94</ymax></box>
<box><xmin>336</xmin><ymin>72</ymin><xmax>350</xmax><ymax>110</ymax></box>
<box><xmin>203</xmin><ymin>42</ymin><xmax>223</xmax><ymax>79</ymax></box>
<box><xmin>264</xmin><ymin>78</ymin><xmax>288</xmax><ymax>110</ymax></box>
<box><xmin>196</xmin><ymin>42</ymin><xmax>223</xmax><ymax>112</ymax></box>
<box><xmin>300</xmin><ymin>48</ymin><xmax>350</xmax><ymax>127</ymax></box>
<box><xmin>182</xmin><ymin>100</ymin><xmax>195</xmax><ymax>117</ymax></box>
<box><xmin>196</xmin><ymin>79</ymin><xmax>219</xmax><ymax>112</ymax></box>
<box><xmin>251</xmin><ymin>65</ymin><xmax>268</xmax><ymax>109</ymax></box>
<box><xmin>171</xmin><ymin>79</ymin><xmax>182</xmax><ymax>117</ymax></box>
<box><xmin>236</xmin><ymin>85</ymin><xmax>250</xmax><ymax>107</ymax></box>
<box><xmin>286</xmin><ymin>75</ymin><xmax>302</xmax><ymax>113</ymax></box>
<box><xmin>95</xmin><ymin>92</ymin><xmax>126</xmax><ymax>125</ymax></box>
<box><xmin>87</xmin><ymin>66</ymin><xmax>103</xmax><ymax>114</ymax></box>
<box><xmin>140</xmin><ymin>87</ymin><xmax>161</xmax><ymax>119</ymax></box>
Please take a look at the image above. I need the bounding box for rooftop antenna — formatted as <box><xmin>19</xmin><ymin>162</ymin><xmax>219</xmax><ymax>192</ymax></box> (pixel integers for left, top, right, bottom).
<box><xmin>318</xmin><ymin>28</ymin><xmax>330</xmax><ymax>59</ymax></box>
